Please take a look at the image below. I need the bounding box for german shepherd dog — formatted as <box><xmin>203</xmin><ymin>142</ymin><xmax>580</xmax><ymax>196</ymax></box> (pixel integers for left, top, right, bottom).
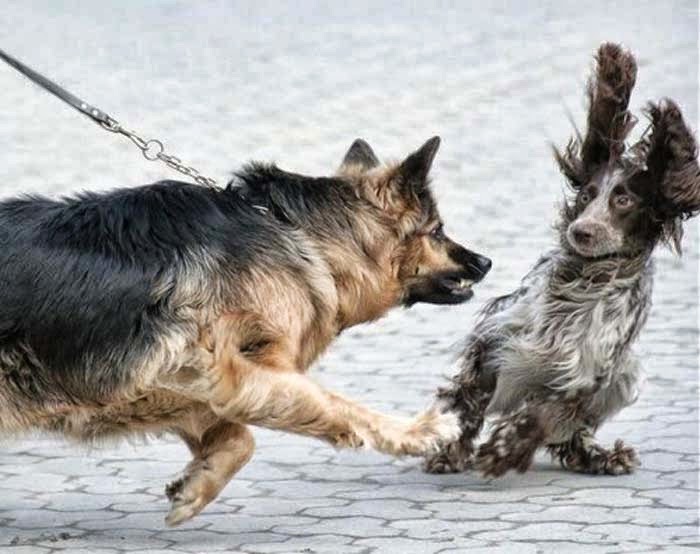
<box><xmin>0</xmin><ymin>136</ymin><xmax>491</xmax><ymax>525</ymax></box>
<box><xmin>424</xmin><ymin>44</ymin><xmax>700</xmax><ymax>477</ymax></box>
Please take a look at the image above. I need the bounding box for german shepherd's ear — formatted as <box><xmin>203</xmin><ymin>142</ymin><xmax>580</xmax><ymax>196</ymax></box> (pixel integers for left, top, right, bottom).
<box><xmin>396</xmin><ymin>136</ymin><xmax>441</xmax><ymax>194</ymax></box>
<box><xmin>555</xmin><ymin>43</ymin><xmax>637</xmax><ymax>188</ymax></box>
<box><xmin>357</xmin><ymin>137</ymin><xmax>440</xmax><ymax>213</ymax></box>
<box><xmin>339</xmin><ymin>138</ymin><xmax>380</xmax><ymax>172</ymax></box>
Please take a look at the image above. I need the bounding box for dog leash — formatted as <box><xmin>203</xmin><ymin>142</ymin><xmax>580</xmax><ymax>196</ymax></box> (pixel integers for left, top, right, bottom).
<box><xmin>0</xmin><ymin>47</ymin><xmax>218</xmax><ymax>188</ymax></box>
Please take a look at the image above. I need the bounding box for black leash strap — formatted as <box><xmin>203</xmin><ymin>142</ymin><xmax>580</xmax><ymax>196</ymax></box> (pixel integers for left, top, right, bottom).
<box><xmin>0</xmin><ymin>47</ymin><xmax>217</xmax><ymax>187</ymax></box>
<box><xmin>0</xmin><ymin>48</ymin><xmax>117</xmax><ymax>127</ymax></box>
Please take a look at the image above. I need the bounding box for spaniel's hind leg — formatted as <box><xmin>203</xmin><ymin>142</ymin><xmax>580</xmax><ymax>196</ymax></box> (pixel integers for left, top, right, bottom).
<box><xmin>424</xmin><ymin>340</ymin><xmax>496</xmax><ymax>474</ymax></box>
<box><xmin>548</xmin><ymin>428</ymin><xmax>639</xmax><ymax>475</ymax></box>
<box><xmin>166</xmin><ymin>418</ymin><xmax>254</xmax><ymax>526</ymax></box>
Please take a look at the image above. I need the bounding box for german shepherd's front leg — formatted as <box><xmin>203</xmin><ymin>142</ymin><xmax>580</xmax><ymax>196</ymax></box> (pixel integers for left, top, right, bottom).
<box><xmin>211</xmin><ymin>367</ymin><xmax>459</xmax><ymax>456</ymax></box>
<box><xmin>157</xmin><ymin>314</ymin><xmax>458</xmax><ymax>524</ymax></box>
<box><xmin>173</xmin><ymin>314</ymin><xmax>459</xmax><ymax>457</ymax></box>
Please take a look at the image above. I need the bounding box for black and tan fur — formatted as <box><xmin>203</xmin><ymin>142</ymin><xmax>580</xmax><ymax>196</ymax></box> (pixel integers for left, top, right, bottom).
<box><xmin>424</xmin><ymin>44</ymin><xmax>700</xmax><ymax>478</ymax></box>
<box><xmin>0</xmin><ymin>137</ymin><xmax>491</xmax><ymax>525</ymax></box>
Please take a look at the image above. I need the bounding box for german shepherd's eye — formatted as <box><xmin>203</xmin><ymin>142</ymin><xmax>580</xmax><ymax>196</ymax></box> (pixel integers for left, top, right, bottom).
<box><xmin>429</xmin><ymin>223</ymin><xmax>445</xmax><ymax>241</ymax></box>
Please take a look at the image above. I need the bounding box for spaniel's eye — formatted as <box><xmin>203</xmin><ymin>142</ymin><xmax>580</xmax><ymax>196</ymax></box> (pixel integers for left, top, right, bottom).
<box><xmin>579</xmin><ymin>192</ymin><xmax>591</xmax><ymax>204</ymax></box>
<box><xmin>614</xmin><ymin>194</ymin><xmax>633</xmax><ymax>209</ymax></box>
<box><xmin>429</xmin><ymin>224</ymin><xmax>445</xmax><ymax>240</ymax></box>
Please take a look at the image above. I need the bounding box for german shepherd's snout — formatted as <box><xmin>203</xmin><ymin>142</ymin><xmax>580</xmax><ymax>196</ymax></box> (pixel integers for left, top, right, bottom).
<box><xmin>404</xmin><ymin>243</ymin><xmax>491</xmax><ymax>306</ymax></box>
<box><xmin>337</xmin><ymin>137</ymin><xmax>491</xmax><ymax>307</ymax></box>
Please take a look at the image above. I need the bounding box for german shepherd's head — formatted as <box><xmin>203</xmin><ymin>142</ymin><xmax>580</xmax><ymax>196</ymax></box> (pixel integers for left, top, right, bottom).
<box><xmin>337</xmin><ymin>137</ymin><xmax>491</xmax><ymax>307</ymax></box>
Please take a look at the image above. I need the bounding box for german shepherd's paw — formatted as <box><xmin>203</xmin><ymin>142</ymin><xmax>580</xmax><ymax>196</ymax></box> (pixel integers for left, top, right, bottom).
<box><xmin>399</xmin><ymin>408</ymin><xmax>461</xmax><ymax>457</ymax></box>
<box><xmin>164</xmin><ymin>464</ymin><xmax>220</xmax><ymax>527</ymax></box>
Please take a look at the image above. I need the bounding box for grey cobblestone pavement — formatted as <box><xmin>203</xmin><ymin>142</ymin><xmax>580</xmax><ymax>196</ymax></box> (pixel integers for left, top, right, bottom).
<box><xmin>0</xmin><ymin>1</ymin><xmax>698</xmax><ymax>552</ymax></box>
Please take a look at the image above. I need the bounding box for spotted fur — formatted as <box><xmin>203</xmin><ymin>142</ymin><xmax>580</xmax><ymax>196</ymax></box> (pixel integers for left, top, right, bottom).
<box><xmin>426</xmin><ymin>43</ymin><xmax>700</xmax><ymax>478</ymax></box>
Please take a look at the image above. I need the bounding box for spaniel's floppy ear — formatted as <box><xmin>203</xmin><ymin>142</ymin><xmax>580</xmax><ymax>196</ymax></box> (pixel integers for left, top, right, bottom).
<box><xmin>631</xmin><ymin>99</ymin><xmax>700</xmax><ymax>253</ymax></box>
<box><xmin>644</xmin><ymin>99</ymin><xmax>700</xmax><ymax>219</ymax></box>
<box><xmin>338</xmin><ymin>138</ymin><xmax>380</xmax><ymax>173</ymax></box>
<box><xmin>555</xmin><ymin>43</ymin><xmax>637</xmax><ymax>188</ymax></box>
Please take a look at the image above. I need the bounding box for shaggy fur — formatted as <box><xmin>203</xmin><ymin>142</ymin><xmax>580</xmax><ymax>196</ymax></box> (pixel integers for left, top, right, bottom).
<box><xmin>0</xmin><ymin>137</ymin><xmax>492</xmax><ymax>525</ymax></box>
<box><xmin>425</xmin><ymin>43</ymin><xmax>700</xmax><ymax>477</ymax></box>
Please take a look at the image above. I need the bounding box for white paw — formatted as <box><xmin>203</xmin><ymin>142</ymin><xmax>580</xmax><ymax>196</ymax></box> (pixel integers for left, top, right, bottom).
<box><xmin>430</xmin><ymin>409</ymin><xmax>462</xmax><ymax>443</ymax></box>
<box><xmin>402</xmin><ymin>408</ymin><xmax>461</xmax><ymax>456</ymax></box>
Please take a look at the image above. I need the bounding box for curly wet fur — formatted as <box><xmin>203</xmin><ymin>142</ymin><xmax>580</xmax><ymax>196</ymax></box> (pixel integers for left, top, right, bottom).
<box><xmin>426</xmin><ymin>252</ymin><xmax>650</xmax><ymax>475</ymax></box>
<box><xmin>426</xmin><ymin>43</ymin><xmax>700</xmax><ymax>478</ymax></box>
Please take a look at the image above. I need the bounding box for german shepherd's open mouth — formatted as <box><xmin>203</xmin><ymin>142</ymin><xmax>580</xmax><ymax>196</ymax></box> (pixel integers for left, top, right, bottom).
<box><xmin>406</xmin><ymin>264</ymin><xmax>490</xmax><ymax>306</ymax></box>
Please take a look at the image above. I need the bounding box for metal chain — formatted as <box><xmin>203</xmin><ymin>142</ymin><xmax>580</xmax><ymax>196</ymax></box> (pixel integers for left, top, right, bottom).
<box><xmin>100</xmin><ymin>120</ymin><xmax>218</xmax><ymax>188</ymax></box>
<box><xmin>0</xmin><ymin>47</ymin><xmax>219</xmax><ymax>188</ymax></box>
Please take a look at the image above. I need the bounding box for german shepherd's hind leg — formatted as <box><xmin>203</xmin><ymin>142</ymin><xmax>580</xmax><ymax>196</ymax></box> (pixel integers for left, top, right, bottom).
<box><xmin>424</xmin><ymin>340</ymin><xmax>496</xmax><ymax>474</ymax></box>
<box><xmin>166</xmin><ymin>419</ymin><xmax>254</xmax><ymax>526</ymax></box>
<box><xmin>548</xmin><ymin>428</ymin><xmax>639</xmax><ymax>475</ymax></box>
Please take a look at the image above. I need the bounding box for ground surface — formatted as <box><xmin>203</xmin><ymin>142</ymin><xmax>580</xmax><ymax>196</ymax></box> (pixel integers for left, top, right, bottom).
<box><xmin>0</xmin><ymin>1</ymin><xmax>698</xmax><ymax>553</ymax></box>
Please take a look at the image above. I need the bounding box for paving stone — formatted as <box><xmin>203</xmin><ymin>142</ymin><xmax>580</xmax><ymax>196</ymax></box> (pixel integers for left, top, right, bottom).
<box><xmin>0</xmin><ymin>547</ymin><xmax>52</xmax><ymax>554</ymax></box>
<box><xmin>529</xmin><ymin>488</ymin><xmax>654</xmax><ymax>508</ymax></box>
<box><xmin>618</xmin><ymin>506</ymin><xmax>699</xmax><ymax>526</ymax></box>
<box><xmin>241</xmin><ymin>534</ymin><xmax>365</xmax><ymax>554</ymax></box>
<box><xmin>0</xmin><ymin>1</ymin><xmax>697</xmax><ymax>552</ymax></box>
<box><xmin>232</xmin><ymin>497</ymin><xmax>347</xmax><ymax>517</ymax></box>
<box><xmin>273</xmin><ymin>516</ymin><xmax>401</xmax><ymax>538</ymax></box>
<box><xmin>637</xmin><ymin>488</ymin><xmax>699</xmax><ymax>509</ymax></box>
<box><xmin>157</xmin><ymin>529</ymin><xmax>286</xmax><ymax>552</ymax></box>
<box><xmin>390</xmin><ymin>518</ymin><xmax>513</xmax><ymax>540</ymax></box>
<box><xmin>502</xmin><ymin>505</ymin><xmax>625</xmax><ymax>525</ymax></box>
<box><xmin>472</xmin><ymin>522</ymin><xmax>605</xmax><ymax>542</ymax></box>
<box><xmin>425</xmin><ymin>501</ymin><xmax>544</xmax><ymax>521</ymax></box>
<box><xmin>305</xmin><ymin>498</ymin><xmax>430</xmax><ymax>520</ymax></box>
<box><xmin>191</xmin><ymin>514</ymin><xmax>318</xmax><ymax>535</ymax></box>
<box><xmin>33</xmin><ymin>528</ymin><xmax>172</xmax><ymax>551</ymax></box>
<box><xmin>355</xmin><ymin>536</ymin><xmax>483</xmax><ymax>554</ymax></box>
<box><xmin>583</xmin><ymin>523</ymin><xmax>699</xmax><ymax>545</ymax></box>
<box><xmin>438</xmin><ymin>545</ymin><xmax>537</xmax><ymax>554</ymax></box>
<box><xmin>638</xmin><ymin>452</ymin><xmax>698</xmax><ymax>472</ymax></box>
<box><xmin>527</xmin><ymin>542</ymin><xmax>646</xmax><ymax>554</ymax></box>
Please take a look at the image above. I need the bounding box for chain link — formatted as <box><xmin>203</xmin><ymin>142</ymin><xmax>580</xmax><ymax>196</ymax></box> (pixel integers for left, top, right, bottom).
<box><xmin>0</xmin><ymin>47</ymin><xmax>218</xmax><ymax>188</ymax></box>
<box><xmin>100</xmin><ymin>120</ymin><xmax>218</xmax><ymax>188</ymax></box>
